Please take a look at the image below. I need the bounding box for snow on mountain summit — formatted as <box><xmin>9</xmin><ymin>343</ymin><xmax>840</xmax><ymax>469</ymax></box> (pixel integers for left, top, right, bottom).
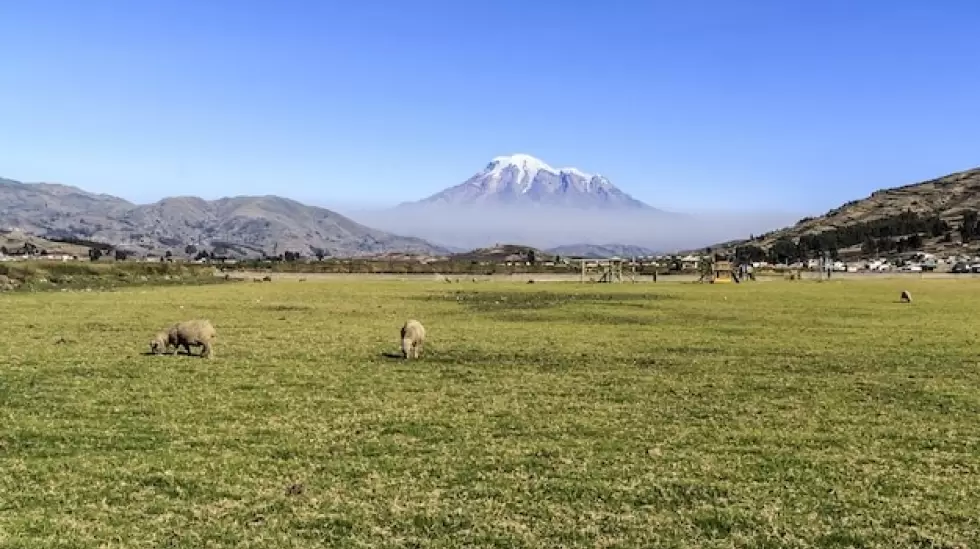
<box><xmin>488</xmin><ymin>154</ymin><xmax>554</xmax><ymax>173</ymax></box>
<box><xmin>486</xmin><ymin>153</ymin><xmax>597</xmax><ymax>180</ymax></box>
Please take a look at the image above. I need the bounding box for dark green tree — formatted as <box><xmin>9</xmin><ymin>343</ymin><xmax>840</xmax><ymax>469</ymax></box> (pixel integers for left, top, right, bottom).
<box><xmin>861</xmin><ymin>237</ymin><xmax>877</xmax><ymax>255</ymax></box>
<box><xmin>960</xmin><ymin>211</ymin><xmax>979</xmax><ymax>242</ymax></box>
<box><xmin>769</xmin><ymin>238</ymin><xmax>798</xmax><ymax>264</ymax></box>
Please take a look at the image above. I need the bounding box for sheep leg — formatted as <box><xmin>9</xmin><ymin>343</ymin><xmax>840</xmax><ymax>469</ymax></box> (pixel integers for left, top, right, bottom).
<box><xmin>202</xmin><ymin>342</ymin><xmax>213</xmax><ymax>359</ymax></box>
<box><xmin>414</xmin><ymin>341</ymin><xmax>423</xmax><ymax>359</ymax></box>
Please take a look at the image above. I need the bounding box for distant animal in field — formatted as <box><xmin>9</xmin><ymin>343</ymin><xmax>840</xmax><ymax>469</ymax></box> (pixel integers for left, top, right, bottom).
<box><xmin>298</xmin><ymin>277</ymin><xmax>307</xmax><ymax>282</ymax></box>
<box><xmin>400</xmin><ymin>319</ymin><xmax>425</xmax><ymax>360</ymax></box>
<box><xmin>900</xmin><ymin>290</ymin><xmax>912</xmax><ymax>303</ymax></box>
<box><xmin>253</xmin><ymin>278</ymin><xmax>263</xmax><ymax>283</ymax></box>
<box><xmin>262</xmin><ymin>275</ymin><xmax>273</xmax><ymax>282</ymax></box>
<box><xmin>159</xmin><ymin>319</ymin><xmax>217</xmax><ymax>358</ymax></box>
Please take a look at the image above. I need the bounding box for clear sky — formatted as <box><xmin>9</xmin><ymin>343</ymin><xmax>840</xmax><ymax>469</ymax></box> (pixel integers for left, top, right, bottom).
<box><xmin>1</xmin><ymin>0</ymin><xmax>978</xmax><ymax>215</ymax></box>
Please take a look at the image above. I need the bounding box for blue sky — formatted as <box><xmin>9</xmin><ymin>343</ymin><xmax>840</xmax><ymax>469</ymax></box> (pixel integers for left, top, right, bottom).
<box><xmin>1</xmin><ymin>0</ymin><xmax>978</xmax><ymax>216</ymax></box>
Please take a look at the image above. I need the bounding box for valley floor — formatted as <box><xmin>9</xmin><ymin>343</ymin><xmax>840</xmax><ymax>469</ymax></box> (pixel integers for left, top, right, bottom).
<box><xmin>1</xmin><ymin>278</ymin><xmax>978</xmax><ymax>547</ymax></box>
<box><xmin>228</xmin><ymin>269</ymin><xmax>980</xmax><ymax>283</ymax></box>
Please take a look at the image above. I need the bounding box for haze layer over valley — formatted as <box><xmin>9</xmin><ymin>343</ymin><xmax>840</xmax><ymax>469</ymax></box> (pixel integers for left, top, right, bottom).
<box><xmin>347</xmin><ymin>154</ymin><xmax>801</xmax><ymax>252</ymax></box>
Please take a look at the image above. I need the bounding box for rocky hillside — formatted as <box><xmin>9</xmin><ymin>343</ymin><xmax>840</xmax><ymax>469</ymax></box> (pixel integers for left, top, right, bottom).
<box><xmin>708</xmin><ymin>166</ymin><xmax>980</xmax><ymax>260</ymax></box>
<box><xmin>0</xmin><ymin>177</ymin><xmax>449</xmax><ymax>258</ymax></box>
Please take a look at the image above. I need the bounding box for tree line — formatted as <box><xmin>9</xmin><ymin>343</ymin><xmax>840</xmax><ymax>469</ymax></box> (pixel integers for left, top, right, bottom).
<box><xmin>734</xmin><ymin>210</ymin><xmax>960</xmax><ymax>263</ymax></box>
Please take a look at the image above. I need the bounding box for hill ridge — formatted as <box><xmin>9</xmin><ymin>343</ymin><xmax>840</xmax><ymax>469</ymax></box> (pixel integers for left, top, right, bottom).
<box><xmin>705</xmin><ymin>166</ymin><xmax>980</xmax><ymax>261</ymax></box>
<box><xmin>0</xmin><ymin>177</ymin><xmax>449</xmax><ymax>258</ymax></box>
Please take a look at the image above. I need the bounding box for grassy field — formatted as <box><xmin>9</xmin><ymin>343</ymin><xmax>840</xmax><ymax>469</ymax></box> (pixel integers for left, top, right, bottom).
<box><xmin>1</xmin><ymin>278</ymin><xmax>979</xmax><ymax>548</ymax></box>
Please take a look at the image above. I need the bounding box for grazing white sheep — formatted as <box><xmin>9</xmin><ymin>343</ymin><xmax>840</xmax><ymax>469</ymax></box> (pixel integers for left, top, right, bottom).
<box><xmin>400</xmin><ymin>319</ymin><xmax>425</xmax><ymax>360</ymax></box>
<box><xmin>900</xmin><ymin>290</ymin><xmax>912</xmax><ymax>303</ymax></box>
<box><xmin>166</xmin><ymin>319</ymin><xmax>217</xmax><ymax>358</ymax></box>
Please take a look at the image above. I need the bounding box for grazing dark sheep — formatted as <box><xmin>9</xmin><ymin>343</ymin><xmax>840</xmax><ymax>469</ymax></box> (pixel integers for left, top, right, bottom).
<box><xmin>900</xmin><ymin>290</ymin><xmax>912</xmax><ymax>303</ymax></box>
<box><xmin>165</xmin><ymin>319</ymin><xmax>217</xmax><ymax>358</ymax></box>
<box><xmin>262</xmin><ymin>275</ymin><xmax>273</xmax><ymax>282</ymax></box>
<box><xmin>400</xmin><ymin>319</ymin><xmax>425</xmax><ymax>360</ymax></box>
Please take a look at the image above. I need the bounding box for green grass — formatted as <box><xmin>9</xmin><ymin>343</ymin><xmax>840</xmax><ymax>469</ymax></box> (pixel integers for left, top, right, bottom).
<box><xmin>1</xmin><ymin>278</ymin><xmax>979</xmax><ymax>548</ymax></box>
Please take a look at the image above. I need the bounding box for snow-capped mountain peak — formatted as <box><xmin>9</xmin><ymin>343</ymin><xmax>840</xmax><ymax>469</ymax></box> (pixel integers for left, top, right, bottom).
<box><xmin>486</xmin><ymin>153</ymin><xmax>597</xmax><ymax>181</ymax></box>
<box><xmin>483</xmin><ymin>154</ymin><xmax>553</xmax><ymax>194</ymax></box>
<box><xmin>404</xmin><ymin>153</ymin><xmax>654</xmax><ymax>211</ymax></box>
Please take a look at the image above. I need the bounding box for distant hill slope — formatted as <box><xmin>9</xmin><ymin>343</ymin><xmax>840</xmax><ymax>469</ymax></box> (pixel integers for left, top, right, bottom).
<box><xmin>706</xmin><ymin>167</ymin><xmax>980</xmax><ymax>260</ymax></box>
<box><xmin>0</xmin><ymin>229</ymin><xmax>93</xmax><ymax>257</ymax></box>
<box><xmin>449</xmin><ymin>243</ymin><xmax>555</xmax><ymax>263</ymax></box>
<box><xmin>0</xmin><ymin>177</ymin><xmax>449</xmax><ymax>258</ymax></box>
<box><xmin>545</xmin><ymin>243</ymin><xmax>658</xmax><ymax>259</ymax></box>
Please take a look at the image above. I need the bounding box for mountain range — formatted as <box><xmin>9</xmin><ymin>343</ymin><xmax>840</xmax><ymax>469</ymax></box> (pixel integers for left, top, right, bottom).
<box><xmin>0</xmin><ymin>178</ymin><xmax>447</xmax><ymax>258</ymax></box>
<box><xmin>1</xmin><ymin>153</ymin><xmax>803</xmax><ymax>258</ymax></box>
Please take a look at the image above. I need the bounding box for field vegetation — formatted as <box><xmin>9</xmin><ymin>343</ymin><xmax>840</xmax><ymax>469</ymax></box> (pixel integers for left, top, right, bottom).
<box><xmin>0</xmin><ymin>260</ymin><xmax>227</xmax><ymax>292</ymax></box>
<box><xmin>1</xmin><ymin>278</ymin><xmax>978</xmax><ymax>547</ymax></box>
